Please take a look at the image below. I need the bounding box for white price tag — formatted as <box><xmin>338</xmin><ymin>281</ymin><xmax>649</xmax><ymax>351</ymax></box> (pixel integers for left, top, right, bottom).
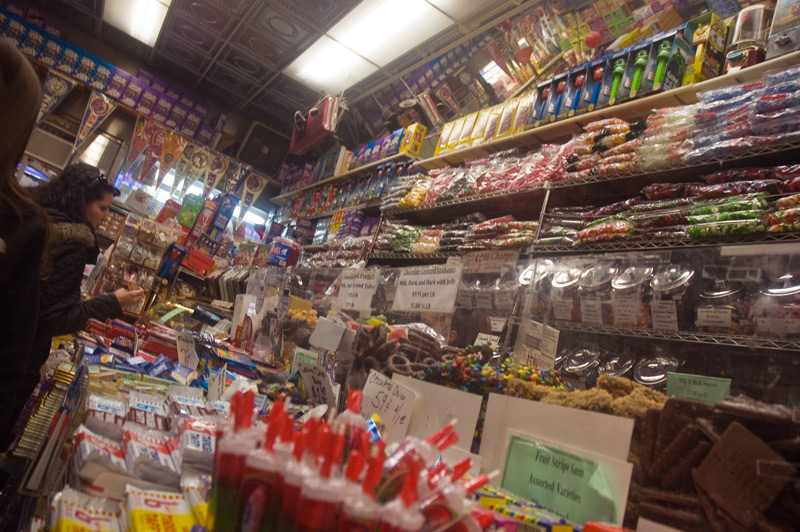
<box><xmin>552</xmin><ymin>298</ymin><xmax>575</xmax><ymax>322</ymax></box>
<box><xmin>475</xmin><ymin>333</ymin><xmax>500</xmax><ymax>348</ymax></box>
<box><xmin>360</xmin><ymin>370</ymin><xmax>415</xmax><ymax>444</ymax></box>
<box><xmin>580</xmin><ymin>297</ymin><xmax>603</xmax><ymax>325</ymax></box>
<box><xmin>393</xmin><ymin>265</ymin><xmax>462</xmax><ymax>313</ymax></box>
<box><xmin>697</xmin><ymin>307</ymin><xmax>732</xmax><ymax>329</ymax></box>
<box><xmin>175</xmin><ymin>331</ymin><xmax>199</xmax><ymax>370</ymax></box>
<box><xmin>338</xmin><ymin>269</ymin><xmax>379</xmax><ymax>311</ymax></box>
<box><xmin>461</xmin><ymin>250</ymin><xmax>519</xmax><ymax>274</ymax></box>
<box><xmin>476</xmin><ymin>292</ymin><xmax>494</xmax><ymax>310</ymax></box>
<box><xmin>651</xmin><ymin>300</ymin><xmax>679</xmax><ymax>332</ymax></box>
<box><xmin>495</xmin><ymin>291</ymin><xmax>516</xmax><ymax>309</ymax></box>
<box><xmin>514</xmin><ymin>320</ymin><xmax>560</xmax><ymax>370</ymax></box>
<box><xmin>456</xmin><ymin>293</ymin><xmax>474</xmax><ymax>307</ymax></box>
<box><xmin>299</xmin><ymin>362</ymin><xmax>335</xmax><ymax>408</ymax></box>
<box><xmin>613</xmin><ymin>294</ymin><xmax>640</xmax><ymax>326</ymax></box>
<box><xmin>489</xmin><ymin>317</ymin><xmax>507</xmax><ymax>333</ymax></box>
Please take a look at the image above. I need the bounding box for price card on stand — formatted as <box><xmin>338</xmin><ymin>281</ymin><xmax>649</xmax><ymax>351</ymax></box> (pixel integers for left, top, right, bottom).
<box><xmin>360</xmin><ymin>370</ymin><xmax>415</xmax><ymax>444</ymax></box>
<box><xmin>299</xmin><ymin>362</ymin><xmax>336</xmax><ymax>409</ymax></box>
<box><xmin>514</xmin><ymin>319</ymin><xmax>560</xmax><ymax>369</ymax></box>
<box><xmin>175</xmin><ymin>331</ymin><xmax>199</xmax><ymax>370</ymax></box>
<box><xmin>393</xmin><ymin>265</ymin><xmax>462</xmax><ymax>313</ymax></box>
<box><xmin>462</xmin><ymin>250</ymin><xmax>520</xmax><ymax>274</ymax></box>
<box><xmin>338</xmin><ymin>268</ymin><xmax>380</xmax><ymax>311</ymax></box>
<box><xmin>475</xmin><ymin>333</ymin><xmax>501</xmax><ymax>348</ymax></box>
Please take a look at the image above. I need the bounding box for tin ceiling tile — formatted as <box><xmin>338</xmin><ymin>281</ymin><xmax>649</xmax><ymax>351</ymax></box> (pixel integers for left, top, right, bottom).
<box><xmin>198</xmin><ymin>78</ymin><xmax>248</xmax><ymax>107</ymax></box>
<box><xmin>230</xmin><ymin>26</ymin><xmax>296</xmax><ymax>69</ymax></box>
<box><xmin>161</xmin><ymin>14</ymin><xmax>223</xmax><ymax>56</ymax></box>
<box><xmin>248</xmin><ymin>3</ymin><xmax>317</xmax><ymax>50</ymax></box>
<box><xmin>173</xmin><ymin>0</ymin><xmax>236</xmax><ymax>36</ymax></box>
<box><xmin>217</xmin><ymin>45</ymin><xmax>275</xmax><ymax>82</ymax></box>
<box><xmin>206</xmin><ymin>63</ymin><xmax>262</xmax><ymax>95</ymax></box>
<box><xmin>265</xmin><ymin>74</ymin><xmax>319</xmax><ymax>108</ymax></box>
<box><xmin>157</xmin><ymin>37</ymin><xmax>212</xmax><ymax>73</ymax></box>
<box><xmin>265</xmin><ymin>0</ymin><xmax>357</xmax><ymax>33</ymax></box>
<box><xmin>205</xmin><ymin>0</ymin><xmax>252</xmax><ymax>15</ymax></box>
<box><xmin>151</xmin><ymin>53</ymin><xmax>203</xmax><ymax>86</ymax></box>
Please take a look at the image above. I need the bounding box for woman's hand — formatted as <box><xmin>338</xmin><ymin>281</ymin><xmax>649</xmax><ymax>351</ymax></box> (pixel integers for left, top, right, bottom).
<box><xmin>113</xmin><ymin>288</ymin><xmax>145</xmax><ymax>308</ymax></box>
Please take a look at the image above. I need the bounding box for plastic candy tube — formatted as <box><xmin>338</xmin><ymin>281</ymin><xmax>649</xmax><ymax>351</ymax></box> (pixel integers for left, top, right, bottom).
<box><xmin>589</xmin><ymin>67</ymin><xmax>604</xmax><ymax>106</ymax></box>
<box><xmin>630</xmin><ymin>50</ymin><xmax>649</xmax><ymax>93</ymax></box>
<box><xmin>570</xmin><ymin>74</ymin><xmax>585</xmax><ymax>112</ymax></box>
<box><xmin>536</xmin><ymin>87</ymin><xmax>550</xmax><ymax>121</ymax></box>
<box><xmin>552</xmin><ymin>80</ymin><xmax>567</xmax><ymax>117</ymax></box>
<box><xmin>609</xmin><ymin>58</ymin><xmax>626</xmax><ymax>101</ymax></box>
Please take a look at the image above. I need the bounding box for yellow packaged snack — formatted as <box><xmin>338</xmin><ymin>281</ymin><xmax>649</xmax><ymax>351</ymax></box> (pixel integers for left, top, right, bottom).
<box><xmin>494</xmin><ymin>97</ymin><xmax>520</xmax><ymax>139</ymax></box>
<box><xmin>482</xmin><ymin>104</ymin><xmax>504</xmax><ymax>144</ymax></box>
<box><xmin>457</xmin><ymin>112</ymin><xmax>479</xmax><ymax>147</ymax></box>
<box><xmin>434</xmin><ymin>121</ymin><xmax>456</xmax><ymax>156</ymax></box>
<box><xmin>470</xmin><ymin>108</ymin><xmax>491</xmax><ymax>146</ymax></box>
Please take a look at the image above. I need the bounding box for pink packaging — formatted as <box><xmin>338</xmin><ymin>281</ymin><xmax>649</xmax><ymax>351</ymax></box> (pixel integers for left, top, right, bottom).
<box><xmin>122</xmin><ymin>76</ymin><xmax>144</xmax><ymax>108</ymax></box>
<box><xmin>136</xmin><ymin>86</ymin><xmax>159</xmax><ymax>116</ymax></box>
<box><xmin>152</xmin><ymin>93</ymin><xmax>174</xmax><ymax>124</ymax></box>
<box><xmin>106</xmin><ymin>68</ymin><xmax>130</xmax><ymax>100</ymax></box>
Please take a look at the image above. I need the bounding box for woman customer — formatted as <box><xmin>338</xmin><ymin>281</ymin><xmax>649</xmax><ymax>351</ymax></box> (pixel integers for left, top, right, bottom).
<box><xmin>0</xmin><ymin>39</ymin><xmax>47</xmax><ymax>449</ymax></box>
<box><xmin>13</xmin><ymin>164</ymin><xmax>145</xmax><ymax>426</ymax></box>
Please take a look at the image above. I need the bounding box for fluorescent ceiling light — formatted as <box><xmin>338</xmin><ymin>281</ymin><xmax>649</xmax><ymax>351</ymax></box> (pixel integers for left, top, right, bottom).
<box><xmin>328</xmin><ymin>0</ymin><xmax>452</xmax><ymax>67</ymax></box>
<box><xmin>103</xmin><ymin>0</ymin><xmax>171</xmax><ymax>47</ymax></box>
<box><xmin>286</xmin><ymin>35</ymin><xmax>379</xmax><ymax>94</ymax></box>
<box><xmin>425</xmin><ymin>0</ymin><xmax>496</xmax><ymax>22</ymax></box>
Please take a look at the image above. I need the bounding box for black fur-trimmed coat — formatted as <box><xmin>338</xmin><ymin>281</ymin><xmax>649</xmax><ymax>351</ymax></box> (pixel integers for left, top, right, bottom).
<box><xmin>37</xmin><ymin>209</ymin><xmax>122</xmax><ymax>338</ymax></box>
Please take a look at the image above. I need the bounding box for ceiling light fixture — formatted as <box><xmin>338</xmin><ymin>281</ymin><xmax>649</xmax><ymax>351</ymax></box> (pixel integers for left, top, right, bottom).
<box><xmin>102</xmin><ymin>0</ymin><xmax>171</xmax><ymax>47</ymax></box>
<box><xmin>285</xmin><ymin>35</ymin><xmax>379</xmax><ymax>94</ymax></box>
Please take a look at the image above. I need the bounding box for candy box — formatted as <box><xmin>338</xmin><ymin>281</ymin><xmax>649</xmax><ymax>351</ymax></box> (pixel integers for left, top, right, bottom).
<box><xmin>529</xmin><ymin>78</ymin><xmax>554</xmax><ymax>128</ymax></box>
<box><xmin>136</xmin><ymin>85</ymin><xmax>159</xmax><ymax>116</ymax></box>
<box><xmin>122</xmin><ymin>76</ymin><xmax>144</xmax><ymax>109</ymax></box>
<box><xmin>399</xmin><ymin>122</ymin><xmax>426</xmax><ymax>155</ymax></box>
<box><xmin>540</xmin><ymin>70</ymin><xmax>570</xmax><ymax>124</ymax></box>
<box><xmin>165</xmin><ymin>102</ymin><xmax>188</xmax><ymax>131</ymax></box>
<box><xmin>152</xmin><ymin>92</ymin><xmax>174</xmax><ymax>124</ymax></box>
<box><xmin>182</xmin><ymin>108</ymin><xmax>204</xmax><ymax>137</ymax></box>
<box><xmin>19</xmin><ymin>23</ymin><xmax>45</xmax><ymax>57</ymax></box>
<box><xmin>599</xmin><ymin>48</ymin><xmax>630</xmax><ymax>107</ymax></box>
<box><xmin>150</xmin><ymin>75</ymin><xmax>169</xmax><ymax>93</ymax></box>
<box><xmin>617</xmin><ymin>41</ymin><xmax>653</xmax><ymax>102</ymax></box>
<box><xmin>38</xmin><ymin>35</ymin><xmax>64</xmax><ymax>66</ymax></box>
<box><xmin>55</xmin><ymin>42</ymin><xmax>82</xmax><ymax>76</ymax></box>
<box><xmin>577</xmin><ymin>58</ymin><xmax>606</xmax><ymax>115</ymax></box>
<box><xmin>105</xmin><ymin>67</ymin><xmax>129</xmax><ymax>100</ymax></box>
<box><xmin>682</xmin><ymin>12</ymin><xmax>728</xmax><ymax>85</ymax></box>
<box><xmin>73</xmin><ymin>53</ymin><xmax>99</xmax><ymax>83</ymax></box>
<box><xmin>3</xmin><ymin>14</ymin><xmax>28</xmax><ymax>48</ymax></box>
<box><xmin>195</xmin><ymin>124</ymin><xmax>218</xmax><ymax>147</ymax></box>
<box><xmin>137</xmin><ymin>69</ymin><xmax>154</xmax><ymax>86</ymax></box>
<box><xmin>90</xmin><ymin>58</ymin><xmax>115</xmax><ymax>91</ymax></box>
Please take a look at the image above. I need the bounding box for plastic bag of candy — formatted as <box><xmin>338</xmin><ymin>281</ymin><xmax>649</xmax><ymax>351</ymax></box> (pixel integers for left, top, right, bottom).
<box><xmin>756</xmin><ymin>91</ymin><xmax>800</xmax><ymax>113</ymax></box>
<box><xmin>688</xmin><ymin>210</ymin><xmax>765</xmax><ymax>224</ymax></box>
<box><xmin>471</xmin><ymin>215</ymin><xmax>514</xmax><ymax>235</ymax></box>
<box><xmin>776</xmin><ymin>193</ymin><xmax>800</xmax><ymax>209</ymax></box>
<box><xmin>642</xmin><ymin>182</ymin><xmax>702</xmax><ymax>200</ymax></box>
<box><xmin>595</xmin><ymin>159</ymin><xmax>639</xmax><ymax>175</ymax></box>
<box><xmin>585</xmin><ymin>118</ymin><xmax>629</xmax><ymax>132</ymax></box>
<box><xmin>702</xmin><ymin>167</ymin><xmax>773</xmax><ymax>184</ymax></box>
<box><xmin>687</xmin><ymin>180</ymin><xmax>781</xmax><ymax>198</ymax></box>
<box><xmin>628</xmin><ymin>209</ymin><xmax>689</xmax><ymax>229</ymax></box>
<box><xmin>766</xmin><ymin>207</ymin><xmax>800</xmax><ymax>226</ymax></box>
<box><xmin>767</xmin><ymin>222</ymin><xmax>800</xmax><ymax>232</ymax></box>
<box><xmin>698</xmin><ymin>81</ymin><xmax>765</xmax><ymax>103</ymax></box>
<box><xmin>685</xmin><ymin>219</ymin><xmax>766</xmax><ymax>237</ymax></box>
<box><xmin>576</xmin><ymin>218</ymin><xmax>634</xmax><ymax>243</ymax></box>
<box><xmin>689</xmin><ymin>193</ymin><xmax>769</xmax><ymax>215</ymax></box>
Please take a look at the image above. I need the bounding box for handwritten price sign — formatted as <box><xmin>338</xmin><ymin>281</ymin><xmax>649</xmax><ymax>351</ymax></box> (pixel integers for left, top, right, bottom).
<box><xmin>393</xmin><ymin>265</ymin><xmax>462</xmax><ymax>313</ymax></box>
<box><xmin>299</xmin><ymin>362</ymin><xmax>335</xmax><ymax>409</ymax></box>
<box><xmin>338</xmin><ymin>268</ymin><xmax>380</xmax><ymax>311</ymax></box>
<box><xmin>360</xmin><ymin>370</ymin><xmax>415</xmax><ymax>444</ymax></box>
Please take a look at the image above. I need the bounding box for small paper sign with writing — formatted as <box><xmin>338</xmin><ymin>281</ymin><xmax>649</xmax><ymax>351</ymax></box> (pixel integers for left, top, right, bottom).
<box><xmin>360</xmin><ymin>370</ymin><xmax>415</xmax><ymax>444</ymax></box>
<box><xmin>666</xmin><ymin>372</ymin><xmax>731</xmax><ymax>404</ymax></box>
<box><xmin>299</xmin><ymin>362</ymin><xmax>336</xmax><ymax>409</ymax></box>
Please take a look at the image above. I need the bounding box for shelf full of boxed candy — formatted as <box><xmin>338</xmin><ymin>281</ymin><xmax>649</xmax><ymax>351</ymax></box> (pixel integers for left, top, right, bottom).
<box><xmin>527</xmin><ymin>251</ymin><xmax>800</xmax><ymax>340</ymax></box>
<box><xmin>538</xmin><ymin>165</ymin><xmax>800</xmax><ymax>247</ymax></box>
<box><xmin>385</xmin><ymin>64</ymin><xmax>800</xmax><ymax>216</ymax></box>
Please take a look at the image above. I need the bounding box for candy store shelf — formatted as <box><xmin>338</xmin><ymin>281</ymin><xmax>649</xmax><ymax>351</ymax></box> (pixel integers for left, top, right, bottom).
<box><xmin>271</xmin><ymin>152</ymin><xmax>416</xmax><ymax>205</ymax></box>
<box><xmin>282</xmin><ymin>199</ymin><xmax>382</xmax><ymax>224</ymax></box>
<box><xmin>368</xmin><ymin>251</ymin><xmax>457</xmax><ymax>263</ymax></box>
<box><xmin>384</xmin><ymin>137</ymin><xmax>800</xmax><ymax>224</ymax></box>
<box><xmin>553</xmin><ymin>321</ymin><xmax>800</xmax><ymax>354</ymax></box>
<box><xmin>416</xmin><ymin>50</ymin><xmax>800</xmax><ymax>170</ymax></box>
<box><xmin>530</xmin><ymin>231</ymin><xmax>800</xmax><ymax>256</ymax></box>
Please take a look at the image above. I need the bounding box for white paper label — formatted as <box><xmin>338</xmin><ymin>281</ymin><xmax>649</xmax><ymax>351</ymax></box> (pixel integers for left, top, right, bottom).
<box><xmin>207</xmin><ymin>364</ymin><xmax>227</xmax><ymax>401</ymax></box>
<box><xmin>651</xmin><ymin>300</ymin><xmax>679</xmax><ymax>331</ymax></box>
<box><xmin>457</xmin><ymin>293</ymin><xmax>475</xmax><ymax>307</ymax></box>
<box><xmin>360</xmin><ymin>370</ymin><xmax>415</xmax><ymax>444</ymax></box>
<box><xmin>175</xmin><ymin>331</ymin><xmax>199</xmax><ymax>370</ymax></box>
<box><xmin>613</xmin><ymin>294</ymin><xmax>639</xmax><ymax>326</ymax></box>
<box><xmin>338</xmin><ymin>268</ymin><xmax>380</xmax><ymax>311</ymax></box>
<box><xmin>393</xmin><ymin>265</ymin><xmax>462</xmax><ymax>312</ymax></box>
<box><xmin>757</xmin><ymin>317</ymin><xmax>800</xmax><ymax>336</ymax></box>
<box><xmin>461</xmin><ymin>250</ymin><xmax>520</xmax><ymax>274</ymax></box>
<box><xmin>489</xmin><ymin>317</ymin><xmax>507</xmax><ymax>333</ymax></box>
<box><xmin>298</xmin><ymin>362</ymin><xmax>335</xmax><ymax>408</ymax></box>
<box><xmin>580</xmin><ymin>297</ymin><xmax>603</xmax><ymax>325</ymax></box>
<box><xmin>475</xmin><ymin>333</ymin><xmax>501</xmax><ymax>347</ymax></box>
<box><xmin>697</xmin><ymin>307</ymin><xmax>732</xmax><ymax>328</ymax></box>
<box><xmin>514</xmin><ymin>320</ymin><xmax>560</xmax><ymax>369</ymax></box>
<box><xmin>552</xmin><ymin>298</ymin><xmax>575</xmax><ymax>322</ymax></box>
<box><xmin>495</xmin><ymin>291</ymin><xmax>516</xmax><ymax>309</ymax></box>
<box><xmin>476</xmin><ymin>292</ymin><xmax>494</xmax><ymax>309</ymax></box>
<box><xmin>309</xmin><ymin>316</ymin><xmax>347</xmax><ymax>351</ymax></box>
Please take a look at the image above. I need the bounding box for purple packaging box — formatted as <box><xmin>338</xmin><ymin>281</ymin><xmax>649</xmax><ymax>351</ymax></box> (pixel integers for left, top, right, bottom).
<box><xmin>152</xmin><ymin>92</ymin><xmax>174</xmax><ymax>124</ymax></box>
<box><xmin>5</xmin><ymin>2</ymin><xmax>25</xmax><ymax>17</ymax></box>
<box><xmin>55</xmin><ymin>42</ymin><xmax>82</xmax><ymax>76</ymax></box>
<box><xmin>166</xmin><ymin>102</ymin><xmax>189</xmax><ymax>130</ymax></box>
<box><xmin>194</xmin><ymin>124</ymin><xmax>216</xmax><ymax>146</ymax></box>
<box><xmin>105</xmin><ymin>68</ymin><xmax>129</xmax><ymax>100</ymax></box>
<box><xmin>4</xmin><ymin>15</ymin><xmax>28</xmax><ymax>48</ymax></box>
<box><xmin>122</xmin><ymin>75</ymin><xmax>144</xmax><ymax>109</ymax></box>
<box><xmin>39</xmin><ymin>36</ymin><xmax>64</xmax><ymax>66</ymax></box>
<box><xmin>181</xmin><ymin>109</ymin><xmax>203</xmax><ymax>136</ymax></box>
<box><xmin>44</xmin><ymin>17</ymin><xmax>63</xmax><ymax>38</ymax></box>
<box><xmin>74</xmin><ymin>53</ymin><xmax>98</xmax><ymax>83</ymax></box>
<box><xmin>166</xmin><ymin>87</ymin><xmax>181</xmax><ymax>101</ymax></box>
<box><xmin>136</xmin><ymin>86</ymin><xmax>159</xmax><ymax>116</ymax></box>
<box><xmin>20</xmin><ymin>24</ymin><xmax>45</xmax><ymax>57</ymax></box>
<box><xmin>150</xmin><ymin>75</ymin><xmax>169</xmax><ymax>93</ymax></box>
<box><xmin>90</xmin><ymin>59</ymin><xmax>114</xmax><ymax>91</ymax></box>
<box><xmin>137</xmin><ymin>69</ymin><xmax>154</xmax><ymax>85</ymax></box>
<box><xmin>179</xmin><ymin>94</ymin><xmax>196</xmax><ymax>109</ymax></box>
<box><xmin>193</xmin><ymin>100</ymin><xmax>210</xmax><ymax>116</ymax></box>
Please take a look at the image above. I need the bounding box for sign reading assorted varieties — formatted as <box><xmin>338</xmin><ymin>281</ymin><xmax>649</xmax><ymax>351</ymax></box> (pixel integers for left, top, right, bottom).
<box><xmin>393</xmin><ymin>265</ymin><xmax>462</xmax><ymax>312</ymax></box>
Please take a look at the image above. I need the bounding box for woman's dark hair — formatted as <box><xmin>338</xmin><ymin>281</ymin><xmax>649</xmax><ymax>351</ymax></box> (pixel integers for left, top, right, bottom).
<box><xmin>34</xmin><ymin>163</ymin><xmax>120</xmax><ymax>222</ymax></box>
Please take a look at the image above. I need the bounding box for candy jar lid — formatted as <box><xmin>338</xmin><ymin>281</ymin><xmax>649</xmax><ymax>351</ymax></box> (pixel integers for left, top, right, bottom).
<box><xmin>551</xmin><ymin>267</ymin><xmax>582</xmax><ymax>290</ymax></box>
<box><xmin>563</xmin><ymin>347</ymin><xmax>601</xmax><ymax>374</ymax></box>
<box><xmin>612</xmin><ymin>265</ymin><xmax>654</xmax><ymax>292</ymax></box>
<box><xmin>579</xmin><ymin>263</ymin><xmax>618</xmax><ymax>291</ymax></box>
<box><xmin>698</xmin><ymin>279</ymin><xmax>743</xmax><ymax>304</ymax></box>
<box><xmin>762</xmin><ymin>273</ymin><xmax>800</xmax><ymax>301</ymax></box>
<box><xmin>521</xmin><ymin>259</ymin><xmax>554</xmax><ymax>286</ymax></box>
<box><xmin>634</xmin><ymin>356</ymin><xmax>679</xmax><ymax>386</ymax></box>
<box><xmin>651</xmin><ymin>264</ymin><xmax>694</xmax><ymax>295</ymax></box>
<box><xmin>598</xmin><ymin>352</ymin><xmax>636</xmax><ymax>377</ymax></box>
